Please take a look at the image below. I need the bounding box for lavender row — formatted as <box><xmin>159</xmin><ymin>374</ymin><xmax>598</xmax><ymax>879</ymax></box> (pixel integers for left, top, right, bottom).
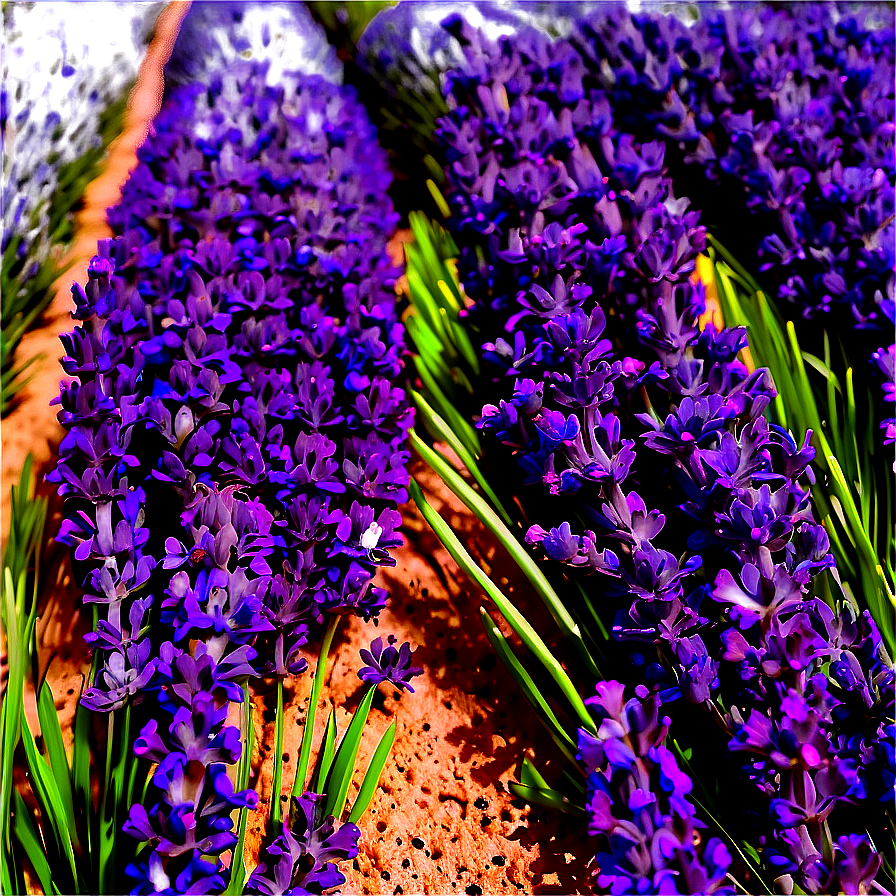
<box><xmin>52</xmin><ymin>62</ymin><xmax>410</xmax><ymax>893</ymax></box>
<box><xmin>570</xmin><ymin>3</ymin><xmax>895</xmax><ymax>445</ymax></box>
<box><xmin>428</xmin><ymin>16</ymin><xmax>893</xmax><ymax>894</ymax></box>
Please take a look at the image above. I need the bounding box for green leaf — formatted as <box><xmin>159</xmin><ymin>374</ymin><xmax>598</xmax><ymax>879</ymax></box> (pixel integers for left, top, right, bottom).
<box><xmin>410</xmin><ymin>480</ymin><xmax>597</xmax><ymax>735</ymax></box>
<box><xmin>225</xmin><ymin>683</ymin><xmax>254</xmax><ymax>896</ymax></box>
<box><xmin>507</xmin><ymin>782</ymin><xmax>585</xmax><ymax>817</ymax></box>
<box><xmin>479</xmin><ymin>608</ymin><xmax>579</xmax><ymax>765</ymax></box>
<box><xmin>413</xmin><ymin>430</ymin><xmax>598</xmax><ymax>678</ymax></box>
<box><xmin>310</xmin><ymin>706</ymin><xmax>338</xmax><ymax>795</ymax></box>
<box><xmin>72</xmin><ymin>672</ymin><xmax>95</xmax><ymax>868</ymax></box>
<box><xmin>21</xmin><ymin>711</ymin><xmax>78</xmax><ymax>889</ymax></box>
<box><xmin>321</xmin><ymin>687</ymin><xmax>376</xmax><ymax>820</ymax></box>
<box><xmin>12</xmin><ymin>790</ymin><xmax>56</xmax><ymax>896</ymax></box>
<box><xmin>37</xmin><ymin>679</ymin><xmax>80</xmax><ymax>850</ymax></box>
<box><xmin>410</xmin><ymin>401</ymin><xmax>507</xmax><ymax>524</ymax></box>
<box><xmin>271</xmin><ymin>677</ymin><xmax>286</xmax><ymax>827</ymax></box>
<box><xmin>347</xmin><ymin>721</ymin><xmax>397</xmax><ymax>824</ymax></box>
<box><xmin>519</xmin><ymin>756</ymin><xmax>549</xmax><ymax>790</ymax></box>
<box><xmin>426</xmin><ymin>179</ymin><xmax>451</xmax><ymax>218</ymax></box>
<box><xmin>411</xmin><ymin>371</ymin><xmax>481</xmax><ymax>462</ymax></box>
<box><xmin>1</xmin><ymin>571</ymin><xmax>24</xmax><ymax>864</ymax></box>
<box><xmin>293</xmin><ymin>615</ymin><xmax>340</xmax><ymax>798</ymax></box>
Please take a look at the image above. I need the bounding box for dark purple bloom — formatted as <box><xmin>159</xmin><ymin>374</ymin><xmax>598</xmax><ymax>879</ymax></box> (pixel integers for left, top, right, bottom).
<box><xmin>358</xmin><ymin>634</ymin><xmax>423</xmax><ymax>693</ymax></box>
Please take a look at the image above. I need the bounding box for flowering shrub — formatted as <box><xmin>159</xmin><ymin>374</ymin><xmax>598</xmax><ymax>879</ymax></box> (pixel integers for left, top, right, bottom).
<box><xmin>165</xmin><ymin>1</ymin><xmax>341</xmax><ymax>88</ymax></box>
<box><xmin>51</xmin><ymin>61</ymin><xmax>410</xmax><ymax>892</ymax></box>
<box><xmin>572</xmin><ymin>3</ymin><xmax>895</xmax><ymax>443</ymax></box>
<box><xmin>424</xmin><ymin>17</ymin><xmax>894</xmax><ymax>893</ymax></box>
<box><xmin>1</xmin><ymin>2</ymin><xmax>163</xmax><ymax>412</ymax></box>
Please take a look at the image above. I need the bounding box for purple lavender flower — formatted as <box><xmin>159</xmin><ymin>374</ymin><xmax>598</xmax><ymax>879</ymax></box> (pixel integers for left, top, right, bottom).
<box><xmin>358</xmin><ymin>634</ymin><xmax>423</xmax><ymax>693</ymax></box>
<box><xmin>52</xmin><ymin>56</ymin><xmax>408</xmax><ymax>893</ymax></box>
<box><xmin>245</xmin><ymin>793</ymin><xmax>360</xmax><ymax>896</ymax></box>
<box><xmin>579</xmin><ymin>681</ymin><xmax>734</xmax><ymax>894</ymax></box>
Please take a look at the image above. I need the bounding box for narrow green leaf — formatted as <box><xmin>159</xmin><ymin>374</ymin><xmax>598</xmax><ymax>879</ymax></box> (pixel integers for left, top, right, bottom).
<box><xmin>72</xmin><ymin>672</ymin><xmax>95</xmax><ymax>867</ymax></box>
<box><xmin>225</xmin><ymin>683</ymin><xmax>254</xmax><ymax>896</ymax></box>
<box><xmin>271</xmin><ymin>678</ymin><xmax>285</xmax><ymax>827</ymax></box>
<box><xmin>519</xmin><ymin>756</ymin><xmax>549</xmax><ymax>790</ymax></box>
<box><xmin>37</xmin><ymin>679</ymin><xmax>80</xmax><ymax>850</ymax></box>
<box><xmin>1</xmin><ymin>570</ymin><xmax>24</xmax><ymax>858</ymax></box>
<box><xmin>425</xmin><ymin>179</ymin><xmax>451</xmax><ymax>219</ymax></box>
<box><xmin>321</xmin><ymin>687</ymin><xmax>376</xmax><ymax>820</ymax></box>
<box><xmin>293</xmin><ymin>615</ymin><xmax>340</xmax><ymax>798</ymax></box>
<box><xmin>410</xmin><ymin>480</ymin><xmax>597</xmax><ymax>735</ymax></box>
<box><xmin>310</xmin><ymin>707</ymin><xmax>337</xmax><ymax>795</ymax></box>
<box><xmin>410</xmin><ymin>398</ymin><xmax>504</xmax><ymax>522</ymax></box>
<box><xmin>479</xmin><ymin>608</ymin><xmax>579</xmax><ymax>764</ymax></box>
<box><xmin>347</xmin><ymin>721</ymin><xmax>397</xmax><ymax>825</ymax></box>
<box><xmin>410</xmin><ymin>370</ymin><xmax>481</xmax><ymax>462</ymax></box>
<box><xmin>412</xmin><ymin>430</ymin><xmax>599</xmax><ymax>677</ymax></box>
<box><xmin>507</xmin><ymin>782</ymin><xmax>585</xmax><ymax>817</ymax></box>
<box><xmin>21</xmin><ymin>712</ymin><xmax>78</xmax><ymax>889</ymax></box>
<box><xmin>12</xmin><ymin>790</ymin><xmax>55</xmax><ymax>896</ymax></box>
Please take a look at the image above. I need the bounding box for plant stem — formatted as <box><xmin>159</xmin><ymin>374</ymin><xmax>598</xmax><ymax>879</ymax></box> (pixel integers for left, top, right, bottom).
<box><xmin>271</xmin><ymin>678</ymin><xmax>285</xmax><ymax>827</ymax></box>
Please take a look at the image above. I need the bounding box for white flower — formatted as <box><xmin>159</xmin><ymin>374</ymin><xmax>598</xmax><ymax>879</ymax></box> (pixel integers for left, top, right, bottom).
<box><xmin>360</xmin><ymin>521</ymin><xmax>383</xmax><ymax>552</ymax></box>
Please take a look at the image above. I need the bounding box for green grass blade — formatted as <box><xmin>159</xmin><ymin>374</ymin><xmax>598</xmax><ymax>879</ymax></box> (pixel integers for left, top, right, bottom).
<box><xmin>271</xmin><ymin>678</ymin><xmax>285</xmax><ymax>827</ymax></box>
<box><xmin>21</xmin><ymin>712</ymin><xmax>78</xmax><ymax>889</ymax></box>
<box><xmin>293</xmin><ymin>615</ymin><xmax>340</xmax><ymax>798</ymax></box>
<box><xmin>507</xmin><ymin>782</ymin><xmax>585</xmax><ymax>817</ymax></box>
<box><xmin>412</xmin><ymin>430</ymin><xmax>598</xmax><ymax>677</ymax></box>
<box><xmin>309</xmin><ymin>706</ymin><xmax>337</xmax><ymax>795</ymax></box>
<box><xmin>479</xmin><ymin>608</ymin><xmax>579</xmax><ymax>764</ymax></box>
<box><xmin>411</xmin><ymin>367</ymin><xmax>481</xmax><ymax>460</ymax></box>
<box><xmin>519</xmin><ymin>756</ymin><xmax>549</xmax><ymax>790</ymax></box>
<box><xmin>410</xmin><ymin>396</ymin><xmax>504</xmax><ymax>520</ymax></box>
<box><xmin>410</xmin><ymin>480</ymin><xmax>597</xmax><ymax>735</ymax></box>
<box><xmin>12</xmin><ymin>790</ymin><xmax>56</xmax><ymax>896</ymax></box>
<box><xmin>1</xmin><ymin>570</ymin><xmax>24</xmax><ymax>863</ymax></box>
<box><xmin>426</xmin><ymin>180</ymin><xmax>451</xmax><ymax>218</ymax></box>
<box><xmin>321</xmin><ymin>687</ymin><xmax>376</xmax><ymax>820</ymax></box>
<box><xmin>347</xmin><ymin>721</ymin><xmax>397</xmax><ymax>825</ymax></box>
<box><xmin>225</xmin><ymin>683</ymin><xmax>254</xmax><ymax>896</ymax></box>
<box><xmin>37</xmin><ymin>680</ymin><xmax>80</xmax><ymax>850</ymax></box>
<box><xmin>72</xmin><ymin>668</ymin><xmax>96</xmax><ymax>869</ymax></box>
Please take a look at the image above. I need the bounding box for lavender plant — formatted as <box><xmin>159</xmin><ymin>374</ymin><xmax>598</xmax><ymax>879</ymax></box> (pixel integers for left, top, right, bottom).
<box><xmin>396</xmin><ymin>13</ymin><xmax>893</xmax><ymax>893</ymax></box>
<box><xmin>34</xmin><ymin>57</ymin><xmax>413</xmax><ymax>894</ymax></box>
<box><xmin>569</xmin><ymin>1</ymin><xmax>896</xmax><ymax>476</ymax></box>
<box><xmin>1</xmin><ymin>1</ymin><xmax>163</xmax><ymax>414</ymax></box>
<box><xmin>165</xmin><ymin>1</ymin><xmax>341</xmax><ymax>89</ymax></box>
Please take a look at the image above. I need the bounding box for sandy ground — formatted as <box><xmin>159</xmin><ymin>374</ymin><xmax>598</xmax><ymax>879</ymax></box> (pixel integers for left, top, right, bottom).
<box><xmin>3</xmin><ymin>3</ymin><xmax>591</xmax><ymax>892</ymax></box>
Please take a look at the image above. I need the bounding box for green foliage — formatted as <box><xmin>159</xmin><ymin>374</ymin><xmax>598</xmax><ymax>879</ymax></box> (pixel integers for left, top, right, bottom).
<box><xmin>1</xmin><ymin>456</ymin><xmax>47</xmax><ymax>894</ymax></box>
<box><xmin>293</xmin><ymin>615</ymin><xmax>341</xmax><ymax>798</ymax></box>
<box><xmin>346</xmin><ymin>720</ymin><xmax>396</xmax><ymax>824</ymax></box>
<box><xmin>320</xmin><ymin>686</ymin><xmax>376</xmax><ymax>820</ymax></box>
<box><xmin>224</xmin><ymin>682</ymin><xmax>254</xmax><ymax>896</ymax></box>
<box><xmin>307</xmin><ymin>1</ymin><xmax>394</xmax><ymax>47</ymax></box>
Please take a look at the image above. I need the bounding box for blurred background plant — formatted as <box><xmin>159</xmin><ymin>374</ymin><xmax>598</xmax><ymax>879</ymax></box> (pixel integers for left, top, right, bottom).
<box><xmin>1</xmin><ymin>1</ymin><xmax>164</xmax><ymax>416</ymax></box>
